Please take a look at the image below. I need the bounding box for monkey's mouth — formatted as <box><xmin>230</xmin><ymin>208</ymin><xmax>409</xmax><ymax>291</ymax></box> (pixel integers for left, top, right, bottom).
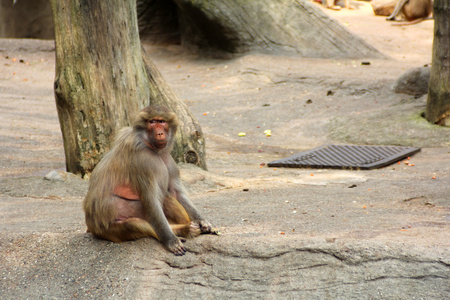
<box><xmin>154</xmin><ymin>141</ymin><xmax>167</xmax><ymax>149</ymax></box>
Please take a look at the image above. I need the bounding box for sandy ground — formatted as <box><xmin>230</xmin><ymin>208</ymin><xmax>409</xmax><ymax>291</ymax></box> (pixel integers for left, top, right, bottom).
<box><xmin>0</xmin><ymin>1</ymin><xmax>449</xmax><ymax>298</ymax></box>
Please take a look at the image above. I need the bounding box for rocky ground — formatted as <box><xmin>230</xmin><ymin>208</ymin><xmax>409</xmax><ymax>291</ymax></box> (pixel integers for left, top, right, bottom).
<box><xmin>0</xmin><ymin>2</ymin><xmax>449</xmax><ymax>299</ymax></box>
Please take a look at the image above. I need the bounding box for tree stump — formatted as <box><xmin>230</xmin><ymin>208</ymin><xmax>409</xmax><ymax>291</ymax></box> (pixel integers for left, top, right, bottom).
<box><xmin>50</xmin><ymin>0</ymin><xmax>207</xmax><ymax>176</ymax></box>
<box><xmin>426</xmin><ymin>0</ymin><xmax>450</xmax><ymax>126</ymax></box>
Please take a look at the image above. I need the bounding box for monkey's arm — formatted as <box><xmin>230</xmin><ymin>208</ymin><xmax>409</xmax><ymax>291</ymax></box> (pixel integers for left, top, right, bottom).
<box><xmin>133</xmin><ymin>153</ymin><xmax>187</xmax><ymax>255</ymax></box>
<box><xmin>167</xmin><ymin>158</ymin><xmax>212</xmax><ymax>233</ymax></box>
<box><xmin>175</xmin><ymin>183</ymin><xmax>213</xmax><ymax>233</ymax></box>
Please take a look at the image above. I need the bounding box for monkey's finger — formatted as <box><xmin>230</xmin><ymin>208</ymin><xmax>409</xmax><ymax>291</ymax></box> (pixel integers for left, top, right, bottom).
<box><xmin>168</xmin><ymin>239</ymin><xmax>187</xmax><ymax>256</ymax></box>
<box><xmin>174</xmin><ymin>245</ymin><xmax>187</xmax><ymax>256</ymax></box>
<box><xmin>198</xmin><ymin>220</ymin><xmax>212</xmax><ymax>233</ymax></box>
<box><xmin>202</xmin><ymin>224</ymin><xmax>212</xmax><ymax>232</ymax></box>
<box><xmin>210</xmin><ymin>228</ymin><xmax>221</xmax><ymax>235</ymax></box>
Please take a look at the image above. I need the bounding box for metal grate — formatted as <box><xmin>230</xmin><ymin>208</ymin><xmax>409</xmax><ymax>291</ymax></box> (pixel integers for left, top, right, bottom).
<box><xmin>267</xmin><ymin>145</ymin><xmax>421</xmax><ymax>170</ymax></box>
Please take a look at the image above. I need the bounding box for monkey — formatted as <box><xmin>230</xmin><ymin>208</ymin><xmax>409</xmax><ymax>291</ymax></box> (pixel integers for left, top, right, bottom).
<box><xmin>386</xmin><ymin>0</ymin><xmax>433</xmax><ymax>25</ymax></box>
<box><xmin>83</xmin><ymin>105</ymin><xmax>213</xmax><ymax>256</ymax></box>
<box><xmin>326</xmin><ymin>0</ymin><xmax>355</xmax><ymax>10</ymax></box>
<box><xmin>314</xmin><ymin>0</ymin><xmax>355</xmax><ymax>10</ymax></box>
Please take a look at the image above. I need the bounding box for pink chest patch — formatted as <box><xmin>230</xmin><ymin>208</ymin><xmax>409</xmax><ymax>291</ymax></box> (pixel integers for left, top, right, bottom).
<box><xmin>114</xmin><ymin>185</ymin><xmax>140</xmax><ymax>201</ymax></box>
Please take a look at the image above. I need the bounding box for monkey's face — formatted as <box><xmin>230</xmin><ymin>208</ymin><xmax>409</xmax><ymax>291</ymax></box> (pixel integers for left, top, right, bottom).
<box><xmin>146</xmin><ymin>118</ymin><xmax>170</xmax><ymax>150</ymax></box>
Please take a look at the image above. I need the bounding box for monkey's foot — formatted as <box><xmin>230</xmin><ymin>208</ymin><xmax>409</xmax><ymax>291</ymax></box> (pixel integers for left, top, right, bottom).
<box><xmin>327</xmin><ymin>5</ymin><xmax>341</xmax><ymax>10</ymax></box>
<box><xmin>166</xmin><ymin>238</ymin><xmax>187</xmax><ymax>256</ymax></box>
<box><xmin>198</xmin><ymin>221</ymin><xmax>220</xmax><ymax>235</ymax></box>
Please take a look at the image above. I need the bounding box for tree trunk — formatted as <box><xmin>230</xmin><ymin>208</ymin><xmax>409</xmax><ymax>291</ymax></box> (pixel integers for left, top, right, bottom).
<box><xmin>50</xmin><ymin>0</ymin><xmax>206</xmax><ymax>177</ymax></box>
<box><xmin>138</xmin><ymin>0</ymin><xmax>384</xmax><ymax>59</ymax></box>
<box><xmin>426</xmin><ymin>0</ymin><xmax>450</xmax><ymax>126</ymax></box>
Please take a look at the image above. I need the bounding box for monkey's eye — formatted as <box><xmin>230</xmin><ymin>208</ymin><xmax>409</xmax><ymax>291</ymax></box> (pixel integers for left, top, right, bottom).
<box><xmin>149</xmin><ymin>119</ymin><xmax>165</xmax><ymax>124</ymax></box>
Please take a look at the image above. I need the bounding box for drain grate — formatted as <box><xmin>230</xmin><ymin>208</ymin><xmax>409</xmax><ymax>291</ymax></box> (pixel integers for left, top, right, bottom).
<box><xmin>267</xmin><ymin>145</ymin><xmax>421</xmax><ymax>170</ymax></box>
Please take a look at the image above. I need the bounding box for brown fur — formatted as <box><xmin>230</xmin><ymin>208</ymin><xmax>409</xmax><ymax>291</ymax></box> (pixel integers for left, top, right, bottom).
<box><xmin>387</xmin><ymin>0</ymin><xmax>433</xmax><ymax>25</ymax></box>
<box><xmin>83</xmin><ymin>105</ymin><xmax>211</xmax><ymax>255</ymax></box>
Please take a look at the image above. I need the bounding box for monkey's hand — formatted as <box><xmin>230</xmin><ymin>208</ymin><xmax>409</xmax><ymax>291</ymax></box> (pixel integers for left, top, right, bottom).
<box><xmin>192</xmin><ymin>219</ymin><xmax>212</xmax><ymax>234</ymax></box>
<box><xmin>165</xmin><ymin>237</ymin><xmax>187</xmax><ymax>256</ymax></box>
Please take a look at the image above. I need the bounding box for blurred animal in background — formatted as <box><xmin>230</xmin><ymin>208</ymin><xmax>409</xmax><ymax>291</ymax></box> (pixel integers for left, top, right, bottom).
<box><xmin>372</xmin><ymin>0</ymin><xmax>433</xmax><ymax>25</ymax></box>
<box><xmin>314</xmin><ymin>0</ymin><xmax>355</xmax><ymax>10</ymax></box>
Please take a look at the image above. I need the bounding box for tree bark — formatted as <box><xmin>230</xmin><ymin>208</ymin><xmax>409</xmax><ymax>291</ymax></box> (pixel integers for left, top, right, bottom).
<box><xmin>50</xmin><ymin>0</ymin><xmax>206</xmax><ymax>176</ymax></box>
<box><xmin>426</xmin><ymin>0</ymin><xmax>450</xmax><ymax>126</ymax></box>
<box><xmin>138</xmin><ymin>0</ymin><xmax>384</xmax><ymax>59</ymax></box>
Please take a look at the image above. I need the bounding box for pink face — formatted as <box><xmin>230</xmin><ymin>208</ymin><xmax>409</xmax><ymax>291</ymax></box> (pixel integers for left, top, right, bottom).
<box><xmin>147</xmin><ymin>118</ymin><xmax>169</xmax><ymax>149</ymax></box>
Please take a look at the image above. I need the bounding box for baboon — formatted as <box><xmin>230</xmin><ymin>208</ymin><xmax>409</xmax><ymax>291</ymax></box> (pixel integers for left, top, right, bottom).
<box><xmin>83</xmin><ymin>105</ymin><xmax>213</xmax><ymax>255</ymax></box>
<box><xmin>387</xmin><ymin>0</ymin><xmax>433</xmax><ymax>25</ymax></box>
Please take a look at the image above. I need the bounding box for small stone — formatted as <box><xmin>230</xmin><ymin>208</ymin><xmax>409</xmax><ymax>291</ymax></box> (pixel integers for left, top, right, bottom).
<box><xmin>44</xmin><ymin>170</ymin><xmax>64</xmax><ymax>182</ymax></box>
<box><xmin>44</xmin><ymin>170</ymin><xmax>79</xmax><ymax>182</ymax></box>
<box><xmin>393</xmin><ymin>66</ymin><xmax>430</xmax><ymax>96</ymax></box>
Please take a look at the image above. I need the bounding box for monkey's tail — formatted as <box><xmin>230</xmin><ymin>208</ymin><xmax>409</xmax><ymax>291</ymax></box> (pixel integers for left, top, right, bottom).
<box><xmin>391</xmin><ymin>17</ymin><xmax>433</xmax><ymax>26</ymax></box>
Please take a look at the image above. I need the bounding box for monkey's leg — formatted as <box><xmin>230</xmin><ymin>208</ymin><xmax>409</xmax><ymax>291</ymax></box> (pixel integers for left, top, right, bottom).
<box><xmin>163</xmin><ymin>196</ymin><xmax>201</xmax><ymax>238</ymax></box>
<box><xmin>95</xmin><ymin>217</ymin><xmax>158</xmax><ymax>243</ymax></box>
<box><xmin>387</xmin><ymin>0</ymin><xmax>408</xmax><ymax>20</ymax></box>
<box><xmin>343</xmin><ymin>0</ymin><xmax>355</xmax><ymax>10</ymax></box>
<box><xmin>324</xmin><ymin>0</ymin><xmax>341</xmax><ymax>10</ymax></box>
<box><xmin>170</xmin><ymin>223</ymin><xmax>201</xmax><ymax>238</ymax></box>
<box><xmin>163</xmin><ymin>195</ymin><xmax>191</xmax><ymax>224</ymax></box>
<box><xmin>105</xmin><ymin>218</ymin><xmax>188</xmax><ymax>255</ymax></box>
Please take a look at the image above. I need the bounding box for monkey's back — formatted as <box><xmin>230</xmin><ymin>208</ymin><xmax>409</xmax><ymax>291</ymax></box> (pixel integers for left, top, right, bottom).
<box><xmin>83</xmin><ymin>128</ymin><xmax>141</xmax><ymax>232</ymax></box>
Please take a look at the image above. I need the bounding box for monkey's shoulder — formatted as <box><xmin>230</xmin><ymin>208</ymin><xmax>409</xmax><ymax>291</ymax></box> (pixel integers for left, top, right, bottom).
<box><xmin>113</xmin><ymin>127</ymin><xmax>141</xmax><ymax>147</ymax></box>
<box><xmin>110</xmin><ymin>128</ymin><xmax>151</xmax><ymax>154</ymax></box>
